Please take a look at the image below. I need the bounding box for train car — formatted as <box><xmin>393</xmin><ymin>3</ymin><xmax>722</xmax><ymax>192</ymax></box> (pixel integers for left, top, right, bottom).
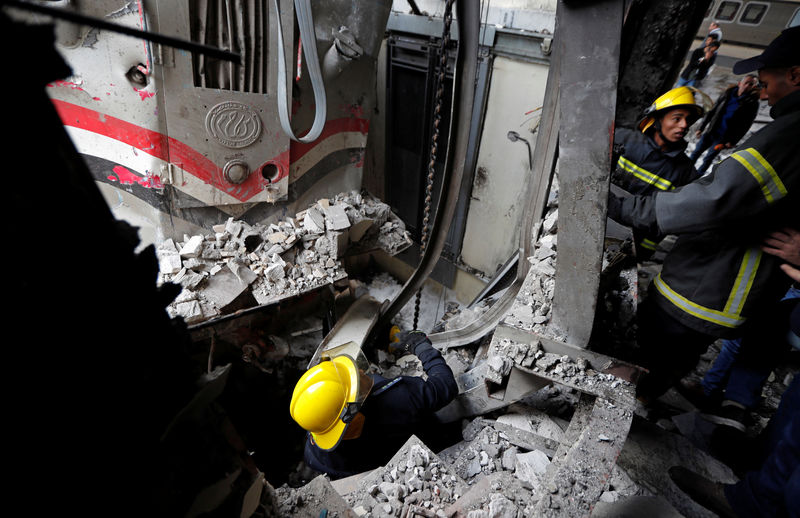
<box><xmin>700</xmin><ymin>0</ymin><xmax>800</xmax><ymax>48</ymax></box>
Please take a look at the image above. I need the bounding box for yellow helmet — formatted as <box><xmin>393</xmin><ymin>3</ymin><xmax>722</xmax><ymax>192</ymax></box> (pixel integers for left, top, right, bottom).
<box><xmin>638</xmin><ymin>86</ymin><xmax>708</xmax><ymax>133</ymax></box>
<box><xmin>289</xmin><ymin>348</ymin><xmax>373</xmax><ymax>451</ymax></box>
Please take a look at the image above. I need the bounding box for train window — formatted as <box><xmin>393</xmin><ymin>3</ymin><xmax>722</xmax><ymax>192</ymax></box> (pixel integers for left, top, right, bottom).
<box><xmin>715</xmin><ymin>1</ymin><xmax>741</xmax><ymax>22</ymax></box>
<box><xmin>739</xmin><ymin>2</ymin><xmax>769</xmax><ymax>25</ymax></box>
<box><xmin>705</xmin><ymin>1</ymin><xmax>715</xmax><ymax>18</ymax></box>
<box><xmin>791</xmin><ymin>8</ymin><xmax>800</xmax><ymax>27</ymax></box>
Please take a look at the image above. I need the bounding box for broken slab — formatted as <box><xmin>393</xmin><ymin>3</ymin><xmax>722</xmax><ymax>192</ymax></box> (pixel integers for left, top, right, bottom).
<box><xmin>158</xmin><ymin>252</ymin><xmax>182</xmax><ymax>275</ymax></box>
<box><xmin>179</xmin><ymin>235</ymin><xmax>204</xmax><ymax>258</ymax></box>
<box><xmin>304</xmin><ymin>207</ymin><xmax>326</xmax><ymax>234</ymax></box>
<box><xmin>201</xmin><ymin>265</ymin><xmax>254</xmax><ymax>311</ymax></box>
<box><xmin>532</xmin><ymin>394</ymin><xmax>635</xmax><ymax>517</ymax></box>
<box><xmin>324</xmin><ymin>204</ymin><xmax>351</xmax><ymax>231</ymax></box>
<box><xmin>514</xmin><ymin>449</ymin><xmax>550</xmax><ymax>487</ymax></box>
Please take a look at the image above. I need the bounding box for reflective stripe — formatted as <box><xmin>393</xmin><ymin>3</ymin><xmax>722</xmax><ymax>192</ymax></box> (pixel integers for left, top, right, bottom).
<box><xmin>640</xmin><ymin>238</ymin><xmax>658</xmax><ymax>251</ymax></box>
<box><xmin>731</xmin><ymin>148</ymin><xmax>787</xmax><ymax>204</ymax></box>
<box><xmin>653</xmin><ymin>274</ymin><xmax>747</xmax><ymax>328</ymax></box>
<box><xmin>617</xmin><ymin>156</ymin><xmax>675</xmax><ymax>191</ymax></box>
<box><xmin>724</xmin><ymin>248</ymin><xmax>762</xmax><ymax>315</ymax></box>
<box><xmin>372</xmin><ymin>377</ymin><xmax>401</xmax><ymax>396</ymax></box>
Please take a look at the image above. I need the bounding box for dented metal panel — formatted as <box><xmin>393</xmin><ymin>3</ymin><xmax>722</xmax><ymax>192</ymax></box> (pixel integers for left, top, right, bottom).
<box><xmin>154</xmin><ymin>0</ymin><xmax>292</xmax><ymax>207</ymax></box>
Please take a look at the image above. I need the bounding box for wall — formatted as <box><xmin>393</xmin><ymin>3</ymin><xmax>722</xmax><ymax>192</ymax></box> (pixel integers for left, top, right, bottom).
<box><xmin>459</xmin><ymin>56</ymin><xmax>550</xmax><ymax>277</ymax></box>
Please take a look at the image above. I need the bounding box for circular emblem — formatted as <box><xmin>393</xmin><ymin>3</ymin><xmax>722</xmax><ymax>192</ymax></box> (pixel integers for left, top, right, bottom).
<box><xmin>205</xmin><ymin>102</ymin><xmax>262</xmax><ymax>148</ymax></box>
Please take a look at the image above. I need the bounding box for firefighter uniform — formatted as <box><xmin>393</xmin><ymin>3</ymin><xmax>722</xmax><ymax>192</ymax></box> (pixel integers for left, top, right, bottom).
<box><xmin>300</xmin><ymin>337</ymin><xmax>457</xmax><ymax>479</ymax></box>
<box><xmin>612</xmin><ymin>127</ymin><xmax>699</xmax><ymax>256</ymax></box>
<box><xmin>610</xmin><ymin>89</ymin><xmax>800</xmax><ymax>397</ymax></box>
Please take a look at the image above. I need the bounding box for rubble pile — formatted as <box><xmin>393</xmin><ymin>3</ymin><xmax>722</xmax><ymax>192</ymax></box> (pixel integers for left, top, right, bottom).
<box><xmin>433</xmin><ymin>294</ymin><xmax>501</xmax><ymax>335</ymax></box>
<box><xmin>345</xmin><ymin>436</ymin><xmax>468</xmax><ymax>517</ymax></box>
<box><xmin>365</xmin><ymin>272</ymin><xmax>461</xmax><ymax>334</ymax></box>
<box><xmin>502</xmin><ymin>177</ymin><xmax>563</xmax><ymax>342</ymax></box>
<box><xmin>484</xmin><ymin>337</ymin><xmax>635</xmax><ymax>399</ymax></box>
<box><xmin>439</xmin><ymin>412</ymin><xmax>642</xmax><ymax>516</ymax></box>
<box><xmin>156</xmin><ymin>190</ymin><xmax>412</xmax><ymax>324</ymax></box>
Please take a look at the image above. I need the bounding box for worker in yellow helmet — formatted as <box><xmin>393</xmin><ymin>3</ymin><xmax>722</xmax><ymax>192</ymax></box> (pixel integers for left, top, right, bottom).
<box><xmin>611</xmin><ymin>86</ymin><xmax>708</xmax><ymax>259</ymax></box>
<box><xmin>289</xmin><ymin>330</ymin><xmax>457</xmax><ymax>479</ymax></box>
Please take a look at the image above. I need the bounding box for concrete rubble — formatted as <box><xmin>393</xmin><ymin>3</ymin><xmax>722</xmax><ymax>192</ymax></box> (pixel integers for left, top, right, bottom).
<box><xmin>156</xmin><ymin>190</ymin><xmax>412</xmax><ymax>324</ymax></box>
<box><xmin>344</xmin><ymin>436</ymin><xmax>469</xmax><ymax>517</ymax></box>
<box><xmin>283</xmin><ymin>409</ymin><xmax>646</xmax><ymax>518</ymax></box>
<box><xmin>501</xmin><ymin>176</ymin><xmax>563</xmax><ymax>342</ymax></box>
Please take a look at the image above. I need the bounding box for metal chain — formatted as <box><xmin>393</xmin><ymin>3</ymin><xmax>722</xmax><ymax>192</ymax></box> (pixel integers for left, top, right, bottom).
<box><xmin>413</xmin><ymin>0</ymin><xmax>456</xmax><ymax>331</ymax></box>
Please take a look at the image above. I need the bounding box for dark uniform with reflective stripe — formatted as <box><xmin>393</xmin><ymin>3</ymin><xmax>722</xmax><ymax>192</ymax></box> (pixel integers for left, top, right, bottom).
<box><xmin>615</xmin><ymin>90</ymin><xmax>800</xmax><ymax>397</ymax></box>
<box><xmin>612</xmin><ymin>128</ymin><xmax>699</xmax><ymax>256</ymax></box>
<box><xmin>304</xmin><ymin>341</ymin><xmax>457</xmax><ymax>479</ymax></box>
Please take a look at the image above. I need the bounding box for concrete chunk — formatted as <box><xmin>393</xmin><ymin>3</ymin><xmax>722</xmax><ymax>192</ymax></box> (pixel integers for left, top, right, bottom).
<box><xmin>304</xmin><ymin>207</ymin><xmax>326</xmax><ymax>233</ymax></box>
<box><xmin>324</xmin><ymin>204</ymin><xmax>351</xmax><ymax>231</ymax></box>
<box><xmin>159</xmin><ymin>252</ymin><xmax>182</xmax><ymax>275</ymax></box>
<box><xmin>172</xmin><ymin>299</ymin><xmax>203</xmax><ymax>324</ymax></box>
<box><xmin>267</xmin><ymin>232</ymin><xmax>287</xmax><ymax>244</ymax></box>
<box><xmin>514</xmin><ymin>450</ymin><xmax>550</xmax><ymax>486</ymax></box>
<box><xmin>265</xmin><ymin>263</ymin><xmax>286</xmax><ymax>281</ymax></box>
<box><xmin>179</xmin><ymin>235</ymin><xmax>204</xmax><ymax>258</ymax></box>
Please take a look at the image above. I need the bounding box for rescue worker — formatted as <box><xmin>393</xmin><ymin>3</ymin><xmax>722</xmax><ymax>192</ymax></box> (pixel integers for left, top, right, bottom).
<box><xmin>607</xmin><ymin>26</ymin><xmax>800</xmax><ymax>403</ymax></box>
<box><xmin>611</xmin><ymin>86</ymin><xmax>705</xmax><ymax>258</ymax></box>
<box><xmin>289</xmin><ymin>330</ymin><xmax>457</xmax><ymax>479</ymax></box>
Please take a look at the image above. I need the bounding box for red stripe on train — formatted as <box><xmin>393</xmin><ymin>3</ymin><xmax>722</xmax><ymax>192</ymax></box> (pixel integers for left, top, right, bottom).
<box><xmin>51</xmin><ymin>99</ymin><xmax>368</xmax><ymax>202</ymax></box>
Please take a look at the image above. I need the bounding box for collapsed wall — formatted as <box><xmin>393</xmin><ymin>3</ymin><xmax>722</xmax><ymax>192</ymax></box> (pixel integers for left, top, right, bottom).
<box><xmin>155</xmin><ymin>190</ymin><xmax>412</xmax><ymax>324</ymax></box>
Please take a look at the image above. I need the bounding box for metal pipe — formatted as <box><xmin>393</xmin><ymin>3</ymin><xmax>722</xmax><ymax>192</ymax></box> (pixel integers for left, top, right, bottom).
<box><xmin>3</xmin><ymin>0</ymin><xmax>241</xmax><ymax>64</ymax></box>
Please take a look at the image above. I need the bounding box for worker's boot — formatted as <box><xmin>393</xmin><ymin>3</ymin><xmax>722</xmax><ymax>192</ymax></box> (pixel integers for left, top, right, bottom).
<box><xmin>668</xmin><ymin>466</ymin><xmax>739</xmax><ymax>518</ymax></box>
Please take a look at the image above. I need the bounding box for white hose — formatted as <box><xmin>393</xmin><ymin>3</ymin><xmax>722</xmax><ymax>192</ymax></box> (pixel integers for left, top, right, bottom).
<box><xmin>273</xmin><ymin>0</ymin><xmax>327</xmax><ymax>143</ymax></box>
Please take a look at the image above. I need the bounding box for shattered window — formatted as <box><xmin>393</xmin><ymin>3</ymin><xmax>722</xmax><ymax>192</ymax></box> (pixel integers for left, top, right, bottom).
<box><xmin>715</xmin><ymin>1</ymin><xmax>742</xmax><ymax>21</ymax></box>
<box><xmin>739</xmin><ymin>2</ymin><xmax>769</xmax><ymax>25</ymax></box>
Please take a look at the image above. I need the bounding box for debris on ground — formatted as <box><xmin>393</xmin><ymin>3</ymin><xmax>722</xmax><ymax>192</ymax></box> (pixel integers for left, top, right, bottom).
<box><xmin>157</xmin><ymin>190</ymin><xmax>412</xmax><ymax>324</ymax></box>
<box><xmin>365</xmin><ymin>271</ymin><xmax>461</xmax><ymax>334</ymax></box>
<box><xmin>501</xmin><ymin>175</ymin><xmax>564</xmax><ymax>342</ymax></box>
<box><xmin>275</xmin><ymin>475</ymin><xmax>357</xmax><ymax>517</ymax></box>
<box><xmin>345</xmin><ymin>435</ymin><xmax>469</xmax><ymax>517</ymax></box>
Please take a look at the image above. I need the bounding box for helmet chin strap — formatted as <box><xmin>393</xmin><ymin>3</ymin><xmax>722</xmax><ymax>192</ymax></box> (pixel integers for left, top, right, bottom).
<box><xmin>652</xmin><ymin>118</ymin><xmax>668</xmax><ymax>144</ymax></box>
<box><xmin>651</xmin><ymin>118</ymin><xmax>678</xmax><ymax>150</ymax></box>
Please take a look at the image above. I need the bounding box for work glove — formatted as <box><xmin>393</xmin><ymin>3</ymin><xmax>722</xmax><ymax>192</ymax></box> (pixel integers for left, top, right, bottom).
<box><xmin>388</xmin><ymin>328</ymin><xmax>430</xmax><ymax>356</ymax></box>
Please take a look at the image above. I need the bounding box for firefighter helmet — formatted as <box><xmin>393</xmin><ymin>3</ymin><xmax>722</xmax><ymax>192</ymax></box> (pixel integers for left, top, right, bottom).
<box><xmin>638</xmin><ymin>86</ymin><xmax>707</xmax><ymax>133</ymax></box>
<box><xmin>289</xmin><ymin>347</ymin><xmax>373</xmax><ymax>451</ymax></box>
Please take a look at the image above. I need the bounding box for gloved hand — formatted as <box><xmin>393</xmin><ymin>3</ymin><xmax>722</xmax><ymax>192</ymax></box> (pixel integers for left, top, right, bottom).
<box><xmin>388</xmin><ymin>329</ymin><xmax>430</xmax><ymax>356</ymax></box>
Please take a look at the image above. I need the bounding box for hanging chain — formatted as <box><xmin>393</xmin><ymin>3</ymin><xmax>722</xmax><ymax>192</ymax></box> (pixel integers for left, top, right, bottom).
<box><xmin>413</xmin><ymin>0</ymin><xmax>456</xmax><ymax>331</ymax></box>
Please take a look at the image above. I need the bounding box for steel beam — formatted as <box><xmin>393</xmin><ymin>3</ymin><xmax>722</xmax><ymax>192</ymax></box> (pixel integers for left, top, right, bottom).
<box><xmin>550</xmin><ymin>0</ymin><xmax>622</xmax><ymax>347</ymax></box>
